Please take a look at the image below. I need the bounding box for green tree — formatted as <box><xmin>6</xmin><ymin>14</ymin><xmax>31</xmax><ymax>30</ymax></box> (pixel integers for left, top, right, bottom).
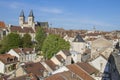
<box><xmin>0</xmin><ymin>33</ymin><xmax>22</xmax><ymax>53</ymax></box>
<box><xmin>35</xmin><ymin>27</ymin><xmax>46</xmax><ymax>51</ymax></box>
<box><xmin>42</xmin><ymin>34</ymin><xmax>70</xmax><ymax>59</ymax></box>
<box><xmin>22</xmin><ymin>33</ymin><xmax>32</xmax><ymax>48</ymax></box>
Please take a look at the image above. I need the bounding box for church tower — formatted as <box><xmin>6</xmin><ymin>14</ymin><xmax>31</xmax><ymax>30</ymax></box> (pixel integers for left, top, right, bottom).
<box><xmin>19</xmin><ymin>10</ymin><xmax>25</xmax><ymax>26</ymax></box>
<box><xmin>28</xmin><ymin>10</ymin><xmax>34</xmax><ymax>26</ymax></box>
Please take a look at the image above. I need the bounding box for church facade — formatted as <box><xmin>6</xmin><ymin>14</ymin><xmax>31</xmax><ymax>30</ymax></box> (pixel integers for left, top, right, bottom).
<box><xmin>7</xmin><ymin>10</ymin><xmax>49</xmax><ymax>41</ymax></box>
<box><xmin>18</xmin><ymin>9</ymin><xmax>49</xmax><ymax>29</ymax></box>
<box><xmin>19</xmin><ymin>10</ymin><xmax>35</xmax><ymax>28</ymax></box>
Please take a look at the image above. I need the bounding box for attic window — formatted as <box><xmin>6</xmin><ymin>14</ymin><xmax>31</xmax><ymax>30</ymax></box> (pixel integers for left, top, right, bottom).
<box><xmin>76</xmin><ymin>38</ymin><xmax>78</xmax><ymax>42</ymax></box>
<box><xmin>3</xmin><ymin>31</ymin><xmax>6</xmax><ymax>36</ymax></box>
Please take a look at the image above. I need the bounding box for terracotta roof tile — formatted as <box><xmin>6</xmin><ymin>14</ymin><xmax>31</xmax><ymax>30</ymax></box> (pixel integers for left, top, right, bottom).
<box><xmin>0</xmin><ymin>54</ymin><xmax>18</xmax><ymax>64</ymax></box>
<box><xmin>13</xmin><ymin>48</ymin><xmax>22</xmax><ymax>53</ymax></box>
<box><xmin>86</xmin><ymin>38</ymin><xmax>97</xmax><ymax>41</ymax></box>
<box><xmin>76</xmin><ymin>62</ymin><xmax>99</xmax><ymax>75</ymax></box>
<box><xmin>10</xmin><ymin>26</ymin><xmax>23</xmax><ymax>33</ymax></box>
<box><xmin>45</xmin><ymin>74</ymin><xmax>65</xmax><ymax>80</ymax></box>
<box><xmin>86</xmin><ymin>33</ymin><xmax>101</xmax><ymax>37</ymax></box>
<box><xmin>22</xmin><ymin>48</ymin><xmax>34</xmax><ymax>54</ymax></box>
<box><xmin>22</xmin><ymin>62</ymin><xmax>46</xmax><ymax>77</ymax></box>
<box><xmin>45</xmin><ymin>71</ymin><xmax>81</xmax><ymax>80</ymax></box>
<box><xmin>23</xmin><ymin>27</ymin><xmax>35</xmax><ymax>33</ymax></box>
<box><xmin>10</xmin><ymin>26</ymin><xmax>35</xmax><ymax>33</ymax></box>
<box><xmin>13</xmin><ymin>48</ymin><xmax>34</xmax><ymax>55</ymax></box>
<box><xmin>0</xmin><ymin>21</ymin><xmax>6</xmax><ymax>28</ymax></box>
<box><xmin>10</xmin><ymin>73</ymin><xmax>37</xmax><ymax>80</ymax></box>
<box><xmin>62</xmin><ymin>50</ymin><xmax>71</xmax><ymax>56</ymax></box>
<box><xmin>55</xmin><ymin>55</ymin><xmax>64</xmax><ymax>62</ymax></box>
<box><xmin>45</xmin><ymin>60</ymin><xmax>57</xmax><ymax>71</ymax></box>
<box><xmin>67</xmin><ymin>64</ymin><xmax>95</xmax><ymax>80</ymax></box>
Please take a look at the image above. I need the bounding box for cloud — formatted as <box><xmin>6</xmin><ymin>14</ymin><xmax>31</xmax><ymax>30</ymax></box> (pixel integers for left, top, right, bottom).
<box><xmin>39</xmin><ymin>7</ymin><xmax>63</xmax><ymax>14</ymax></box>
<box><xmin>0</xmin><ymin>1</ymin><xmax>63</xmax><ymax>15</ymax></box>
<box><xmin>9</xmin><ymin>2</ymin><xmax>21</xmax><ymax>9</ymax></box>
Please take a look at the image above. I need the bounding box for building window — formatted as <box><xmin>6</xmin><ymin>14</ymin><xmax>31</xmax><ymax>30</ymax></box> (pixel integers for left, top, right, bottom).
<box><xmin>29</xmin><ymin>19</ymin><xmax>31</xmax><ymax>21</ymax></box>
<box><xmin>3</xmin><ymin>31</ymin><xmax>6</xmax><ymax>36</ymax></box>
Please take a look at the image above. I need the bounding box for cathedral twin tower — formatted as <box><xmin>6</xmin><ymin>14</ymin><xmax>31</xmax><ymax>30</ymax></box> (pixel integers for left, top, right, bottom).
<box><xmin>19</xmin><ymin>10</ymin><xmax>35</xmax><ymax>27</ymax></box>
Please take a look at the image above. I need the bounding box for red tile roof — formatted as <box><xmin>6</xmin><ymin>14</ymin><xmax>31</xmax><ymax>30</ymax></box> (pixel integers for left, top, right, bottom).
<box><xmin>0</xmin><ymin>54</ymin><xmax>18</xmax><ymax>64</ymax></box>
<box><xmin>86</xmin><ymin>38</ymin><xmax>97</xmax><ymax>41</ymax></box>
<box><xmin>67</xmin><ymin>64</ymin><xmax>95</xmax><ymax>80</ymax></box>
<box><xmin>0</xmin><ymin>21</ymin><xmax>6</xmax><ymax>28</ymax></box>
<box><xmin>45</xmin><ymin>71</ymin><xmax>81</xmax><ymax>80</ymax></box>
<box><xmin>13</xmin><ymin>48</ymin><xmax>22</xmax><ymax>53</ymax></box>
<box><xmin>10</xmin><ymin>26</ymin><xmax>23</xmax><ymax>33</ymax></box>
<box><xmin>23</xmin><ymin>27</ymin><xmax>35</xmax><ymax>33</ymax></box>
<box><xmin>87</xmin><ymin>33</ymin><xmax>101</xmax><ymax>36</ymax></box>
<box><xmin>22</xmin><ymin>62</ymin><xmax>46</xmax><ymax>77</ymax></box>
<box><xmin>62</xmin><ymin>50</ymin><xmax>71</xmax><ymax>56</ymax></box>
<box><xmin>76</xmin><ymin>62</ymin><xmax>99</xmax><ymax>75</ymax></box>
<box><xmin>10</xmin><ymin>73</ymin><xmax>37</xmax><ymax>80</ymax></box>
<box><xmin>45</xmin><ymin>60</ymin><xmax>57</xmax><ymax>71</ymax></box>
<box><xmin>10</xmin><ymin>26</ymin><xmax>35</xmax><ymax>33</ymax></box>
<box><xmin>45</xmin><ymin>74</ymin><xmax>64</xmax><ymax>80</ymax></box>
<box><xmin>55</xmin><ymin>54</ymin><xmax>64</xmax><ymax>62</ymax></box>
<box><xmin>13</xmin><ymin>48</ymin><xmax>34</xmax><ymax>55</ymax></box>
<box><xmin>22</xmin><ymin>48</ymin><xmax>34</xmax><ymax>54</ymax></box>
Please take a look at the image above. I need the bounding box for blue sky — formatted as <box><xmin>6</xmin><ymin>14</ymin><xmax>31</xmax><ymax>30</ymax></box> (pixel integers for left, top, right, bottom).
<box><xmin>0</xmin><ymin>0</ymin><xmax>120</xmax><ymax>31</ymax></box>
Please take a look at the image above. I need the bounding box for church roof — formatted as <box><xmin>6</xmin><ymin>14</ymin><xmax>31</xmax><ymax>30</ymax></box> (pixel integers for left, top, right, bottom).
<box><xmin>0</xmin><ymin>21</ymin><xmax>6</xmax><ymax>28</ymax></box>
<box><xmin>73</xmin><ymin>34</ymin><xmax>85</xmax><ymax>42</ymax></box>
<box><xmin>10</xmin><ymin>26</ymin><xmax>35</xmax><ymax>33</ymax></box>
<box><xmin>19</xmin><ymin>10</ymin><xmax>25</xmax><ymax>17</ymax></box>
<box><xmin>29</xmin><ymin>10</ymin><xmax>34</xmax><ymax>17</ymax></box>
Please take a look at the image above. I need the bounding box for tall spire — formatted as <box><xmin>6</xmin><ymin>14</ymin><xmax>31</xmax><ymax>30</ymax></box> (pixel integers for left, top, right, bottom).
<box><xmin>29</xmin><ymin>10</ymin><xmax>34</xmax><ymax>17</ymax></box>
<box><xmin>19</xmin><ymin>10</ymin><xmax>25</xmax><ymax>17</ymax></box>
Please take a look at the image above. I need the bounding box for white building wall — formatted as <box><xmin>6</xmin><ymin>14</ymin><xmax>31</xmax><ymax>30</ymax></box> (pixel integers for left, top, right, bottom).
<box><xmin>8</xmin><ymin>49</ymin><xmax>20</xmax><ymax>60</ymax></box>
<box><xmin>89</xmin><ymin>56</ymin><xmax>107</xmax><ymax>73</ymax></box>
<box><xmin>71</xmin><ymin>51</ymin><xmax>81</xmax><ymax>63</ymax></box>
<box><xmin>101</xmin><ymin>47</ymin><xmax>113</xmax><ymax>59</ymax></box>
<box><xmin>65</xmin><ymin>56</ymin><xmax>71</xmax><ymax>65</ymax></box>
<box><xmin>41</xmin><ymin>62</ymin><xmax>53</xmax><ymax>73</ymax></box>
<box><xmin>71</xmin><ymin>42</ymin><xmax>86</xmax><ymax>54</ymax></box>
<box><xmin>26</xmin><ymin>55</ymin><xmax>29</xmax><ymax>61</ymax></box>
<box><xmin>51</xmin><ymin>56</ymin><xmax>61</xmax><ymax>66</ymax></box>
<box><xmin>29</xmin><ymin>33</ymin><xmax>35</xmax><ymax>41</ymax></box>
<box><xmin>52</xmin><ymin>66</ymin><xmax>69</xmax><ymax>74</ymax></box>
<box><xmin>0</xmin><ymin>61</ymin><xmax>5</xmax><ymax>73</ymax></box>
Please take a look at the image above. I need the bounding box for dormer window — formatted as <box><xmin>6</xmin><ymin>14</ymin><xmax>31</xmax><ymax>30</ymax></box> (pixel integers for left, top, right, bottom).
<box><xmin>76</xmin><ymin>38</ymin><xmax>78</xmax><ymax>42</ymax></box>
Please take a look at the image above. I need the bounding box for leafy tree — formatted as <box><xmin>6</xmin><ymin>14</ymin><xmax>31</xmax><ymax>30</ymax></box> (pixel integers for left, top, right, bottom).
<box><xmin>42</xmin><ymin>34</ymin><xmax>70</xmax><ymax>59</ymax></box>
<box><xmin>0</xmin><ymin>33</ymin><xmax>22</xmax><ymax>53</ymax></box>
<box><xmin>22</xmin><ymin>33</ymin><xmax>32</xmax><ymax>48</ymax></box>
<box><xmin>35</xmin><ymin>27</ymin><xmax>46</xmax><ymax>51</ymax></box>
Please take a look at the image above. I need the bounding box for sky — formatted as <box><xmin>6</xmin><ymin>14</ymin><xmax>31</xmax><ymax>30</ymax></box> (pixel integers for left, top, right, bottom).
<box><xmin>0</xmin><ymin>0</ymin><xmax>120</xmax><ymax>31</ymax></box>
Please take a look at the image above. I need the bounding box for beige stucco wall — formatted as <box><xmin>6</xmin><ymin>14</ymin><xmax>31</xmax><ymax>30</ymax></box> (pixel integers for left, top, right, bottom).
<box><xmin>51</xmin><ymin>56</ymin><xmax>61</xmax><ymax>66</ymax></box>
<box><xmin>71</xmin><ymin>42</ymin><xmax>86</xmax><ymax>54</ymax></box>
<box><xmin>15</xmin><ymin>67</ymin><xmax>26</xmax><ymax>77</ymax></box>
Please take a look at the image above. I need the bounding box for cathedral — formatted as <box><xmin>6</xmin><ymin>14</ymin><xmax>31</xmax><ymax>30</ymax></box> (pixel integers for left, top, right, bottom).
<box><xmin>19</xmin><ymin>10</ymin><xmax>35</xmax><ymax>28</ymax></box>
<box><xmin>19</xmin><ymin>10</ymin><xmax>49</xmax><ymax>28</ymax></box>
